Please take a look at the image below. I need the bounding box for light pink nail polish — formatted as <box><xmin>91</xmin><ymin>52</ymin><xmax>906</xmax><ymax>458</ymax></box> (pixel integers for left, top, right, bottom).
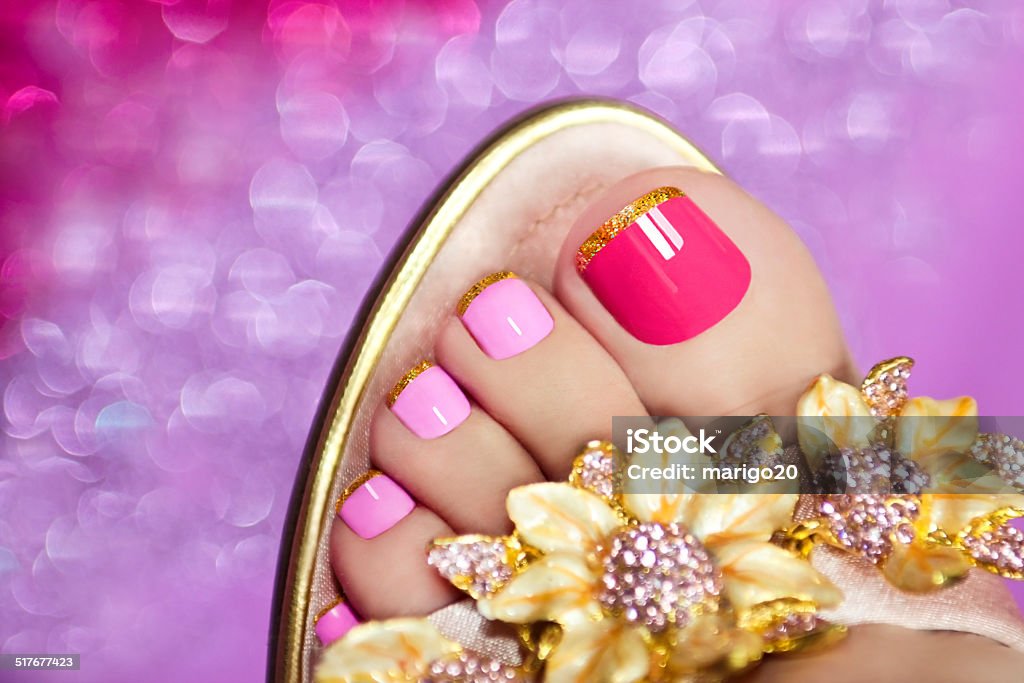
<box><xmin>387</xmin><ymin>361</ymin><xmax>470</xmax><ymax>439</ymax></box>
<box><xmin>576</xmin><ymin>188</ymin><xmax>750</xmax><ymax>345</ymax></box>
<box><xmin>458</xmin><ymin>272</ymin><xmax>554</xmax><ymax>360</ymax></box>
<box><xmin>314</xmin><ymin>600</ymin><xmax>359</xmax><ymax>645</ymax></box>
<box><xmin>338</xmin><ymin>472</ymin><xmax>415</xmax><ymax>540</ymax></box>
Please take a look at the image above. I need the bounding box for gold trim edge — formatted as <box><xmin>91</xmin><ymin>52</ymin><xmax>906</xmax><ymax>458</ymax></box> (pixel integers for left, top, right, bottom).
<box><xmin>576</xmin><ymin>186</ymin><xmax>685</xmax><ymax>272</ymax></box>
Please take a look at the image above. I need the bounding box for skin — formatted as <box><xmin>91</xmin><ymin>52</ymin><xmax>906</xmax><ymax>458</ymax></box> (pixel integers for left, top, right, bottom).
<box><xmin>327</xmin><ymin>167</ymin><xmax>1024</xmax><ymax>679</ymax></box>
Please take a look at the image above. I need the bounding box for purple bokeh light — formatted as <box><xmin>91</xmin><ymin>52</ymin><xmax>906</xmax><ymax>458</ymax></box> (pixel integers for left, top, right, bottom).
<box><xmin>3</xmin><ymin>1</ymin><xmax>1024</xmax><ymax>681</ymax></box>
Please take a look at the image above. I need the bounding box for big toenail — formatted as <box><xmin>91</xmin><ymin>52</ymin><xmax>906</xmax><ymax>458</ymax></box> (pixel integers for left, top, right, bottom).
<box><xmin>457</xmin><ymin>272</ymin><xmax>554</xmax><ymax>360</ymax></box>
<box><xmin>387</xmin><ymin>360</ymin><xmax>471</xmax><ymax>439</ymax></box>
<box><xmin>336</xmin><ymin>471</ymin><xmax>415</xmax><ymax>539</ymax></box>
<box><xmin>577</xmin><ymin>187</ymin><xmax>751</xmax><ymax>345</ymax></box>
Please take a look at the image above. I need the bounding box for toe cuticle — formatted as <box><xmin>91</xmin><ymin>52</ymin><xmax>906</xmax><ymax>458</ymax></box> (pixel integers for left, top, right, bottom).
<box><xmin>387</xmin><ymin>360</ymin><xmax>470</xmax><ymax>439</ymax></box>
<box><xmin>336</xmin><ymin>471</ymin><xmax>415</xmax><ymax>540</ymax></box>
<box><xmin>576</xmin><ymin>186</ymin><xmax>751</xmax><ymax>345</ymax></box>
<box><xmin>457</xmin><ymin>272</ymin><xmax>554</xmax><ymax>360</ymax></box>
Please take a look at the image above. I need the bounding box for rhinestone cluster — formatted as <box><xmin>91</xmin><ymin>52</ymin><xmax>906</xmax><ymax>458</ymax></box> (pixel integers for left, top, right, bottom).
<box><xmin>423</xmin><ymin>652</ymin><xmax>530</xmax><ymax>682</ymax></box>
<box><xmin>597</xmin><ymin>523</ymin><xmax>722</xmax><ymax>633</ymax></box>
<box><xmin>763</xmin><ymin>612</ymin><xmax>827</xmax><ymax>643</ymax></box>
<box><xmin>571</xmin><ymin>442</ymin><xmax>620</xmax><ymax>500</ymax></box>
<box><xmin>819</xmin><ymin>495</ymin><xmax>920</xmax><ymax>563</ymax></box>
<box><xmin>961</xmin><ymin>525</ymin><xmax>1024</xmax><ymax>575</ymax></box>
<box><xmin>860</xmin><ymin>357</ymin><xmax>913</xmax><ymax>417</ymax></box>
<box><xmin>720</xmin><ymin>416</ymin><xmax>783</xmax><ymax>468</ymax></box>
<box><xmin>813</xmin><ymin>446</ymin><xmax>931</xmax><ymax>494</ymax></box>
<box><xmin>969</xmin><ymin>433</ymin><xmax>1024</xmax><ymax>491</ymax></box>
<box><xmin>428</xmin><ymin>539</ymin><xmax>516</xmax><ymax>599</ymax></box>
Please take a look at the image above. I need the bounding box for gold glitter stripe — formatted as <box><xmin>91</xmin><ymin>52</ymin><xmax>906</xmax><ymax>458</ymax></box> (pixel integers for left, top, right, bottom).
<box><xmin>385</xmin><ymin>359</ymin><xmax>434</xmax><ymax>407</ymax></box>
<box><xmin>457</xmin><ymin>271</ymin><xmax>517</xmax><ymax>317</ymax></box>
<box><xmin>334</xmin><ymin>470</ymin><xmax>383</xmax><ymax>516</ymax></box>
<box><xmin>313</xmin><ymin>597</ymin><xmax>346</xmax><ymax>623</ymax></box>
<box><xmin>575</xmin><ymin>186</ymin><xmax>685</xmax><ymax>272</ymax></box>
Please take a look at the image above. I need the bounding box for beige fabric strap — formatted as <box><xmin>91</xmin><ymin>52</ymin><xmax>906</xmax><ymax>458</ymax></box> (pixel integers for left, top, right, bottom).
<box><xmin>814</xmin><ymin>545</ymin><xmax>1024</xmax><ymax>650</ymax></box>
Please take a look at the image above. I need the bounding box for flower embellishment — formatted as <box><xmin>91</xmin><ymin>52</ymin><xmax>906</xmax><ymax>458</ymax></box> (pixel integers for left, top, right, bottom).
<box><xmin>315</xmin><ymin>356</ymin><xmax>1024</xmax><ymax>682</ymax></box>
<box><xmin>790</xmin><ymin>357</ymin><xmax>1024</xmax><ymax>591</ymax></box>
<box><xmin>429</xmin><ymin>442</ymin><xmax>843</xmax><ymax>683</ymax></box>
<box><xmin>315</xmin><ymin>618</ymin><xmax>532</xmax><ymax>683</ymax></box>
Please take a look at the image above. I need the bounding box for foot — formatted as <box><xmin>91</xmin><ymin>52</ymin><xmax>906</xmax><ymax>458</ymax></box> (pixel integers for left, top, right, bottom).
<box><xmin>320</xmin><ymin>167</ymin><xmax>1018</xmax><ymax>679</ymax></box>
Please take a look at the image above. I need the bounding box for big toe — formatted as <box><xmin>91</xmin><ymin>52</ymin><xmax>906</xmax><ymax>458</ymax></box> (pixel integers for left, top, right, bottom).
<box><xmin>553</xmin><ymin>166</ymin><xmax>856</xmax><ymax>417</ymax></box>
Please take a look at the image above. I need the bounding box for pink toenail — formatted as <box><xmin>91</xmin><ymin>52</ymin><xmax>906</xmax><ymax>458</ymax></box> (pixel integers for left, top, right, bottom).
<box><xmin>458</xmin><ymin>272</ymin><xmax>554</xmax><ymax>360</ymax></box>
<box><xmin>337</xmin><ymin>472</ymin><xmax>415</xmax><ymax>540</ymax></box>
<box><xmin>314</xmin><ymin>599</ymin><xmax>359</xmax><ymax>645</ymax></box>
<box><xmin>387</xmin><ymin>361</ymin><xmax>471</xmax><ymax>439</ymax></box>
<box><xmin>576</xmin><ymin>187</ymin><xmax>750</xmax><ymax>345</ymax></box>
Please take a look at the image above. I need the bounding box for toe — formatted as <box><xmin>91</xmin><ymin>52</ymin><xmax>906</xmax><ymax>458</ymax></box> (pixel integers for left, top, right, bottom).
<box><xmin>553</xmin><ymin>166</ymin><xmax>855</xmax><ymax>418</ymax></box>
<box><xmin>329</xmin><ymin>472</ymin><xmax>460</xmax><ymax>620</ymax></box>
<box><xmin>436</xmin><ymin>274</ymin><xmax>647</xmax><ymax>479</ymax></box>
<box><xmin>371</xmin><ymin>360</ymin><xmax>543</xmax><ymax>535</ymax></box>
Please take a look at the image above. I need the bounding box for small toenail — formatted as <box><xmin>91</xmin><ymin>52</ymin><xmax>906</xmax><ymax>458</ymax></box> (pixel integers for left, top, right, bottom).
<box><xmin>386</xmin><ymin>360</ymin><xmax>471</xmax><ymax>439</ymax></box>
<box><xmin>336</xmin><ymin>471</ymin><xmax>415</xmax><ymax>539</ymax></box>
<box><xmin>457</xmin><ymin>272</ymin><xmax>554</xmax><ymax>359</ymax></box>
<box><xmin>576</xmin><ymin>187</ymin><xmax>751</xmax><ymax>345</ymax></box>
<box><xmin>314</xmin><ymin>598</ymin><xmax>359</xmax><ymax>645</ymax></box>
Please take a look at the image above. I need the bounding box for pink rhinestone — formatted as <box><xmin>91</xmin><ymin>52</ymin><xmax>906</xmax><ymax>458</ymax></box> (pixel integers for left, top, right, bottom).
<box><xmin>814</xmin><ymin>446</ymin><xmax>930</xmax><ymax>495</ymax></box>
<box><xmin>428</xmin><ymin>539</ymin><xmax>514</xmax><ymax>598</ymax></box>
<box><xmin>962</xmin><ymin>525</ymin><xmax>1024</xmax><ymax>573</ymax></box>
<box><xmin>719</xmin><ymin>416</ymin><xmax>782</xmax><ymax>468</ymax></box>
<box><xmin>765</xmin><ymin>612</ymin><xmax>827</xmax><ymax>641</ymax></box>
<box><xmin>969</xmin><ymin>433</ymin><xmax>1024</xmax><ymax>491</ymax></box>
<box><xmin>819</xmin><ymin>494</ymin><xmax>920</xmax><ymax>563</ymax></box>
<box><xmin>574</xmin><ymin>445</ymin><xmax>620</xmax><ymax>499</ymax></box>
<box><xmin>597</xmin><ymin>523</ymin><xmax>722</xmax><ymax>633</ymax></box>
<box><xmin>422</xmin><ymin>651</ymin><xmax>531</xmax><ymax>683</ymax></box>
<box><xmin>861</xmin><ymin>359</ymin><xmax>913</xmax><ymax>417</ymax></box>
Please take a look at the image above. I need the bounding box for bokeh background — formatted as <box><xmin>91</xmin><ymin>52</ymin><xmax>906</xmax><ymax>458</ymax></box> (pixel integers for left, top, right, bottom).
<box><xmin>2</xmin><ymin>0</ymin><xmax>1024</xmax><ymax>681</ymax></box>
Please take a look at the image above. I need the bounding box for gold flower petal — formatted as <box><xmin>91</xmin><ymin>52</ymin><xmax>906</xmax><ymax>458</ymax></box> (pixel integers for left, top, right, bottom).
<box><xmin>622</xmin><ymin>492</ymin><xmax>691</xmax><ymax>526</ymax></box>
<box><xmin>921</xmin><ymin>449</ymin><xmax>1006</xmax><ymax>491</ymax></box>
<box><xmin>677</xmin><ymin>494</ymin><xmax>799</xmax><ymax>548</ymax></box>
<box><xmin>797</xmin><ymin>374</ymin><xmax>874</xmax><ymax>459</ymax></box>
<box><xmin>925</xmin><ymin>493</ymin><xmax>1024</xmax><ymax>533</ymax></box>
<box><xmin>880</xmin><ymin>542</ymin><xmax>971</xmax><ymax>592</ymax></box>
<box><xmin>314</xmin><ymin>618</ymin><xmax>459</xmax><ymax>683</ymax></box>
<box><xmin>545</xmin><ymin>619</ymin><xmax>648</xmax><ymax>683</ymax></box>
<box><xmin>507</xmin><ymin>483</ymin><xmax>621</xmax><ymax>555</ymax></box>
<box><xmin>895</xmin><ymin>396</ymin><xmax>978</xmax><ymax>463</ymax></box>
<box><xmin>713</xmin><ymin>540</ymin><xmax>843</xmax><ymax>611</ymax></box>
<box><xmin>667</xmin><ymin>613</ymin><xmax>764</xmax><ymax>677</ymax></box>
<box><xmin>477</xmin><ymin>552</ymin><xmax>601</xmax><ymax>627</ymax></box>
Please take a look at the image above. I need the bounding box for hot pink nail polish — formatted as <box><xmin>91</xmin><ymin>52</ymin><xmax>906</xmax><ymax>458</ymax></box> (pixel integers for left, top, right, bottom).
<box><xmin>314</xmin><ymin>600</ymin><xmax>359</xmax><ymax>645</ymax></box>
<box><xmin>337</xmin><ymin>472</ymin><xmax>414</xmax><ymax>540</ymax></box>
<box><xmin>576</xmin><ymin>187</ymin><xmax>750</xmax><ymax>345</ymax></box>
<box><xmin>387</xmin><ymin>361</ymin><xmax>470</xmax><ymax>439</ymax></box>
<box><xmin>458</xmin><ymin>272</ymin><xmax>554</xmax><ymax>360</ymax></box>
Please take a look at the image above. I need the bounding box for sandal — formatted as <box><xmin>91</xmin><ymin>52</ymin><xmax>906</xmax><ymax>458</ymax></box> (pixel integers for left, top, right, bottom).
<box><xmin>270</xmin><ymin>98</ymin><xmax>721</xmax><ymax>683</ymax></box>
